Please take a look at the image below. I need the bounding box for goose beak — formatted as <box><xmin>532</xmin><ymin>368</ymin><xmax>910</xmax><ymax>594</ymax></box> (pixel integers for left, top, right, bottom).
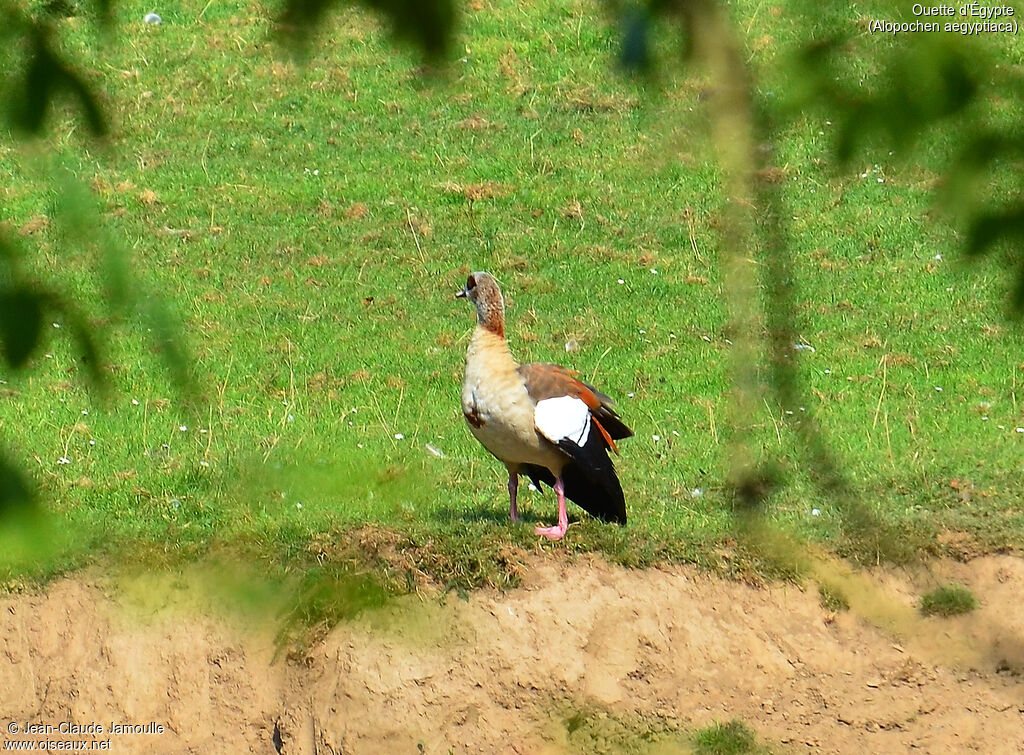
<box><xmin>455</xmin><ymin>286</ymin><xmax>468</xmax><ymax>299</ymax></box>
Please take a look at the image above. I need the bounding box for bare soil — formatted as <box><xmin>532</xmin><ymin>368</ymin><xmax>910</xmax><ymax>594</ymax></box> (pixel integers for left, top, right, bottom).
<box><xmin>2</xmin><ymin>554</ymin><xmax>1023</xmax><ymax>754</ymax></box>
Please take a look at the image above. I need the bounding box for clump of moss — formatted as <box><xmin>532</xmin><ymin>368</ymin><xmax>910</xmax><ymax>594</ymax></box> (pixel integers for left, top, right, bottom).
<box><xmin>818</xmin><ymin>583</ymin><xmax>849</xmax><ymax>612</ymax></box>
<box><xmin>920</xmin><ymin>584</ymin><xmax>977</xmax><ymax>617</ymax></box>
<box><xmin>694</xmin><ymin>720</ymin><xmax>760</xmax><ymax>755</ymax></box>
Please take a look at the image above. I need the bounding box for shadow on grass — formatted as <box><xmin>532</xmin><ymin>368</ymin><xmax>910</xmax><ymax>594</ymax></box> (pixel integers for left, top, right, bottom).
<box><xmin>430</xmin><ymin>504</ymin><xmax>575</xmax><ymax>528</ymax></box>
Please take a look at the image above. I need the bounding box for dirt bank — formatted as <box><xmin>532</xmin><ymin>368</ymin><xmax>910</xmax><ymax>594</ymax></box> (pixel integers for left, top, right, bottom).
<box><xmin>2</xmin><ymin>555</ymin><xmax>1023</xmax><ymax>753</ymax></box>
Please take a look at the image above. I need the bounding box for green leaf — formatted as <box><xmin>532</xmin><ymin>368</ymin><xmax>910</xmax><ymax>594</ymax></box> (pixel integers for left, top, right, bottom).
<box><xmin>619</xmin><ymin>5</ymin><xmax>651</xmax><ymax>72</ymax></box>
<box><xmin>0</xmin><ymin>452</ymin><xmax>65</xmax><ymax>576</ymax></box>
<box><xmin>0</xmin><ymin>454</ymin><xmax>35</xmax><ymax>517</ymax></box>
<box><xmin>279</xmin><ymin>0</ymin><xmax>456</xmax><ymax>60</ymax></box>
<box><xmin>62</xmin><ymin>63</ymin><xmax>107</xmax><ymax>137</ymax></box>
<box><xmin>16</xmin><ymin>24</ymin><xmax>107</xmax><ymax>136</ymax></box>
<box><xmin>18</xmin><ymin>28</ymin><xmax>59</xmax><ymax>133</ymax></box>
<box><xmin>966</xmin><ymin>207</ymin><xmax>1024</xmax><ymax>258</ymax></box>
<box><xmin>0</xmin><ymin>285</ymin><xmax>45</xmax><ymax>368</ymax></box>
<box><xmin>90</xmin><ymin>0</ymin><xmax>112</xmax><ymax>27</ymax></box>
<box><xmin>141</xmin><ymin>294</ymin><xmax>198</xmax><ymax>401</ymax></box>
<box><xmin>60</xmin><ymin>302</ymin><xmax>109</xmax><ymax>395</ymax></box>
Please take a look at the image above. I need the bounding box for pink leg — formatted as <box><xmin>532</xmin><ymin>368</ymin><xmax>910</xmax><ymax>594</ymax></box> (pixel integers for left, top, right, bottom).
<box><xmin>507</xmin><ymin>471</ymin><xmax>520</xmax><ymax>523</ymax></box>
<box><xmin>534</xmin><ymin>475</ymin><xmax>568</xmax><ymax>540</ymax></box>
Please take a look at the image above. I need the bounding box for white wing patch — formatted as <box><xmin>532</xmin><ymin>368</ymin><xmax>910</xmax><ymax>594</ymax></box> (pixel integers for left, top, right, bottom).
<box><xmin>535</xmin><ymin>395</ymin><xmax>591</xmax><ymax>447</ymax></box>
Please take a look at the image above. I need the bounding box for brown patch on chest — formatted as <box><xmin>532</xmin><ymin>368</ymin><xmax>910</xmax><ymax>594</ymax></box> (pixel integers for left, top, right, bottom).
<box><xmin>464</xmin><ymin>406</ymin><xmax>485</xmax><ymax>428</ymax></box>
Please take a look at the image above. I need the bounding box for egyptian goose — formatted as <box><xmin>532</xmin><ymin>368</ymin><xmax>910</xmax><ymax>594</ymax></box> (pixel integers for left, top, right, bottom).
<box><xmin>457</xmin><ymin>272</ymin><xmax>632</xmax><ymax>540</ymax></box>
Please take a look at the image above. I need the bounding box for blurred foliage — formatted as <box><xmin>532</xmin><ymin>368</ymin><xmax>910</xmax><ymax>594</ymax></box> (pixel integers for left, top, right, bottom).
<box><xmin>0</xmin><ymin>0</ymin><xmax>195</xmax><ymax>543</ymax></box>
<box><xmin>920</xmin><ymin>584</ymin><xmax>978</xmax><ymax>616</ymax></box>
<box><xmin>2</xmin><ymin>0</ymin><xmax>1024</xmax><ymax>580</ymax></box>
<box><xmin>604</xmin><ymin>0</ymin><xmax>1024</xmax><ymax>565</ymax></box>
<box><xmin>0</xmin><ymin>0</ymin><xmax>110</xmax><ymax>136</ymax></box>
<box><xmin>0</xmin><ymin>0</ymin><xmax>111</xmax><ymax>522</ymax></box>
<box><xmin>274</xmin><ymin>564</ymin><xmax>390</xmax><ymax>654</ymax></box>
<box><xmin>614</xmin><ymin>0</ymin><xmax>1024</xmax><ymax>311</ymax></box>
<box><xmin>794</xmin><ymin>33</ymin><xmax>1024</xmax><ymax>311</ymax></box>
<box><xmin>277</xmin><ymin>0</ymin><xmax>457</xmax><ymax>60</ymax></box>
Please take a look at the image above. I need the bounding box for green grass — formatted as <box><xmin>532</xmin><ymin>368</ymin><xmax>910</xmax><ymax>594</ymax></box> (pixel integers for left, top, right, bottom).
<box><xmin>920</xmin><ymin>584</ymin><xmax>978</xmax><ymax>616</ymax></box>
<box><xmin>558</xmin><ymin>703</ymin><xmax>688</xmax><ymax>754</ymax></box>
<box><xmin>2</xmin><ymin>0</ymin><xmax>1024</xmax><ymax>590</ymax></box>
<box><xmin>818</xmin><ymin>582</ymin><xmax>849</xmax><ymax>613</ymax></box>
<box><xmin>694</xmin><ymin>720</ymin><xmax>763</xmax><ymax>755</ymax></box>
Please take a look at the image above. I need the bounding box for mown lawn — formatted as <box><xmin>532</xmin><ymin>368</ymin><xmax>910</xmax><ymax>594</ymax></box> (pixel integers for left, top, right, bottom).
<box><xmin>2</xmin><ymin>0</ymin><xmax>1023</xmax><ymax>589</ymax></box>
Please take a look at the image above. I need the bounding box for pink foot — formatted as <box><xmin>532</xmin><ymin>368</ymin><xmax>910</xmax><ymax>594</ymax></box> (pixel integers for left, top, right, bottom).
<box><xmin>534</xmin><ymin>523</ymin><xmax>567</xmax><ymax>541</ymax></box>
<box><xmin>535</xmin><ymin>475</ymin><xmax>569</xmax><ymax>540</ymax></box>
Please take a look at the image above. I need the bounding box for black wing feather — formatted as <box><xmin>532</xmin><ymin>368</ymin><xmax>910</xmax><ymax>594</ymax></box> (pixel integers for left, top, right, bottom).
<box><xmin>520</xmin><ymin>418</ymin><xmax>627</xmax><ymax>525</ymax></box>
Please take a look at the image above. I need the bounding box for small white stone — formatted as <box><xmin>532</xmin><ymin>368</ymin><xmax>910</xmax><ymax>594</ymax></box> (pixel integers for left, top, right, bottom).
<box><xmin>394</xmin><ymin>433</ymin><xmax>404</xmax><ymax>440</ymax></box>
<box><xmin>652</xmin><ymin>435</ymin><xmax>661</xmax><ymax>441</ymax></box>
<box><xmin>811</xmin><ymin>508</ymin><xmax>821</xmax><ymax>517</ymax></box>
<box><xmin>617</xmin><ymin>278</ymin><xmax>625</xmax><ymax>285</ymax></box>
<box><xmin>144</xmin><ymin>12</ymin><xmax>161</xmax><ymax>24</ymax></box>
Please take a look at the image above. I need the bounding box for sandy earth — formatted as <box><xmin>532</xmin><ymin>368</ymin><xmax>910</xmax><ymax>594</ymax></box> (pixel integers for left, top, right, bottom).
<box><xmin>2</xmin><ymin>554</ymin><xmax>1023</xmax><ymax>754</ymax></box>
